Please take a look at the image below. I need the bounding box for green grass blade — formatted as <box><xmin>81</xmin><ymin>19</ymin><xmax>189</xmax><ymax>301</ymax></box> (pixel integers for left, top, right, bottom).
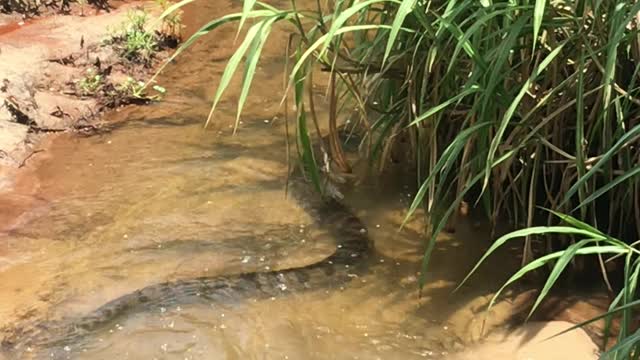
<box><xmin>527</xmin><ymin>239</ymin><xmax>598</xmax><ymax>319</ymax></box>
<box><xmin>204</xmin><ymin>22</ymin><xmax>263</xmax><ymax>127</ymax></box>
<box><xmin>483</xmin><ymin>42</ymin><xmax>565</xmax><ymax>192</ymax></box>
<box><xmin>485</xmin><ymin>245</ymin><xmax>626</xmax><ymax>310</ymax></box>
<box><xmin>237</xmin><ymin>0</ymin><xmax>259</xmax><ymax>37</ymax></box>
<box><xmin>147</xmin><ymin>10</ymin><xmax>276</xmax><ymax>88</ymax></box>
<box><xmin>321</xmin><ymin>0</ymin><xmax>394</xmax><ymax>58</ymax></box>
<box><xmin>407</xmin><ymin>85</ymin><xmax>481</xmax><ymax>127</ymax></box>
<box><xmin>456</xmin><ymin>226</ymin><xmax>605</xmax><ymax>291</ymax></box>
<box><xmin>563</xmin><ymin>122</ymin><xmax>640</xmax><ymax>205</ymax></box>
<box><xmin>401</xmin><ymin>121</ymin><xmax>491</xmax><ymax>229</ymax></box>
<box><xmin>149</xmin><ymin>0</ymin><xmax>194</xmax><ymax>29</ymax></box>
<box><xmin>532</xmin><ymin>0</ymin><xmax>546</xmax><ymax>50</ymax></box>
<box><xmin>574</xmin><ymin>166</ymin><xmax>640</xmax><ymax>211</ymax></box>
<box><xmin>234</xmin><ymin>16</ymin><xmax>279</xmax><ymax>133</ymax></box>
<box><xmin>383</xmin><ymin>0</ymin><xmax>417</xmax><ymax>66</ymax></box>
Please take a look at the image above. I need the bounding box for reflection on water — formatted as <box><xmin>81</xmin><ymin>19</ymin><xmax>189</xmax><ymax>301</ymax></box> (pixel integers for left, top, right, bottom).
<box><xmin>0</xmin><ymin>1</ymin><xmax>536</xmax><ymax>359</ymax></box>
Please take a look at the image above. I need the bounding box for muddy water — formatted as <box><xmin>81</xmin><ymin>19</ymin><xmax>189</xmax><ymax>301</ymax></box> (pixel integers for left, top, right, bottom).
<box><xmin>0</xmin><ymin>1</ymin><xmax>556</xmax><ymax>359</ymax></box>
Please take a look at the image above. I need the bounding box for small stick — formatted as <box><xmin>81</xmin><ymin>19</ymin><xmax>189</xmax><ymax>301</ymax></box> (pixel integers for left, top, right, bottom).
<box><xmin>18</xmin><ymin>149</ymin><xmax>44</xmax><ymax>168</ymax></box>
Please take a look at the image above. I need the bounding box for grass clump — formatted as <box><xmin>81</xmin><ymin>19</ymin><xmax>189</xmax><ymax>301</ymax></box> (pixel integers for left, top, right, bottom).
<box><xmin>76</xmin><ymin>67</ymin><xmax>104</xmax><ymax>96</ymax></box>
<box><xmin>105</xmin><ymin>10</ymin><xmax>158</xmax><ymax>65</ymax></box>
<box><xmin>104</xmin><ymin>5</ymin><xmax>182</xmax><ymax>66</ymax></box>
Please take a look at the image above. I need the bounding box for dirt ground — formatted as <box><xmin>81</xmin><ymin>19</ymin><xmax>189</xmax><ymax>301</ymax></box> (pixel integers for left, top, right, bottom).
<box><xmin>0</xmin><ymin>0</ymin><xmax>172</xmax><ymax>189</ymax></box>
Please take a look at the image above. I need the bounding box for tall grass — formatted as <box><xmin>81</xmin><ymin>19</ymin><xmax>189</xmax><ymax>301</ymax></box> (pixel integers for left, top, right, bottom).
<box><xmin>157</xmin><ymin>0</ymin><xmax>640</xmax><ymax>357</ymax></box>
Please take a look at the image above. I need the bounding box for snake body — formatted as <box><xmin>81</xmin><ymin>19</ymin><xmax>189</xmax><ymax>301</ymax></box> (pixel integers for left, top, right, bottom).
<box><xmin>1</xmin><ymin>175</ymin><xmax>373</xmax><ymax>358</ymax></box>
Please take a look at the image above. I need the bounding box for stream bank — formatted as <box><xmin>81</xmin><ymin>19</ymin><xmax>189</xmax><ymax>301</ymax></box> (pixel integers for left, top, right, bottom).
<box><xmin>0</xmin><ymin>0</ymin><xmax>177</xmax><ymax>190</ymax></box>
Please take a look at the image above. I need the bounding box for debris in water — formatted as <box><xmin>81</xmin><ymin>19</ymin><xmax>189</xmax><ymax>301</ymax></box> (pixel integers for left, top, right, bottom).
<box><xmin>161</xmin><ymin>343</ymin><xmax>168</xmax><ymax>352</ymax></box>
<box><xmin>241</xmin><ymin>256</ymin><xmax>250</xmax><ymax>263</ymax></box>
<box><xmin>277</xmin><ymin>283</ymin><xmax>287</xmax><ymax>291</ymax></box>
<box><xmin>160</xmin><ymin>307</ymin><xmax>167</xmax><ymax>313</ymax></box>
<box><xmin>63</xmin><ymin>346</ymin><xmax>71</xmax><ymax>352</ymax></box>
<box><xmin>359</xmin><ymin>228</ymin><xmax>366</xmax><ymax>233</ymax></box>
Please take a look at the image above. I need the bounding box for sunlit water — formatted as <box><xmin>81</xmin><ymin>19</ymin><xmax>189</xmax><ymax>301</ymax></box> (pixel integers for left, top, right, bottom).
<box><xmin>0</xmin><ymin>1</ymin><xmax>527</xmax><ymax>359</ymax></box>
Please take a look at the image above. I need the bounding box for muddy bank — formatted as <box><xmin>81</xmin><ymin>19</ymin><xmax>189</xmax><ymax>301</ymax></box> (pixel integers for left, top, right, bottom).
<box><xmin>0</xmin><ymin>0</ymin><xmax>176</xmax><ymax>189</ymax></box>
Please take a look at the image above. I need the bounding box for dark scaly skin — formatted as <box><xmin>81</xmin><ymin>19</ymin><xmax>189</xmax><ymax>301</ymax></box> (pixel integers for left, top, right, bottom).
<box><xmin>1</xmin><ymin>175</ymin><xmax>373</xmax><ymax>359</ymax></box>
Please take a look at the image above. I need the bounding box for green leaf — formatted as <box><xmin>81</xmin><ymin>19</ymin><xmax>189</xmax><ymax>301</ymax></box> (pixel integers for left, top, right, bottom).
<box><xmin>321</xmin><ymin>0</ymin><xmax>394</xmax><ymax>58</ymax></box>
<box><xmin>456</xmin><ymin>226</ymin><xmax>605</xmax><ymax>291</ymax></box>
<box><xmin>485</xmin><ymin>245</ymin><xmax>625</xmax><ymax>311</ymax></box>
<box><xmin>527</xmin><ymin>239</ymin><xmax>598</xmax><ymax>319</ymax></box>
<box><xmin>205</xmin><ymin>21</ymin><xmax>263</xmax><ymax>127</ymax></box>
<box><xmin>383</xmin><ymin>0</ymin><xmax>417</xmax><ymax>66</ymax></box>
<box><xmin>575</xmin><ymin>166</ymin><xmax>640</xmax><ymax>211</ymax></box>
<box><xmin>532</xmin><ymin>0</ymin><xmax>546</xmax><ymax>50</ymax></box>
<box><xmin>401</xmin><ymin>121</ymin><xmax>491</xmax><ymax>229</ymax></box>
<box><xmin>563</xmin><ymin>122</ymin><xmax>640</xmax><ymax>205</ymax></box>
<box><xmin>234</xmin><ymin>16</ymin><xmax>280</xmax><ymax>133</ymax></box>
<box><xmin>150</xmin><ymin>0</ymin><xmax>194</xmax><ymax>29</ymax></box>
<box><xmin>237</xmin><ymin>0</ymin><xmax>258</xmax><ymax>37</ymax></box>
<box><xmin>407</xmin><ymin>85</ymin><xmax>481</xmax><ymax>127</ymax></box>
<box><xmin>146</xmin><ymin>9</ymin><xmax>276</xmax><ymax>88</ymax></box>
<box><xmin>483</xmin><ymin>42</ymin><xmax>565</xmax><ymax>192</ymax></box>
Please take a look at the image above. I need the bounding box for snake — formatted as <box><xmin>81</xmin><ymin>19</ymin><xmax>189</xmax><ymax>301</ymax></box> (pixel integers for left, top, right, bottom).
<box><xmin>0</xmin><ymin>173</ymin><xmax>374</xmax><ymax>359</ymax></box>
